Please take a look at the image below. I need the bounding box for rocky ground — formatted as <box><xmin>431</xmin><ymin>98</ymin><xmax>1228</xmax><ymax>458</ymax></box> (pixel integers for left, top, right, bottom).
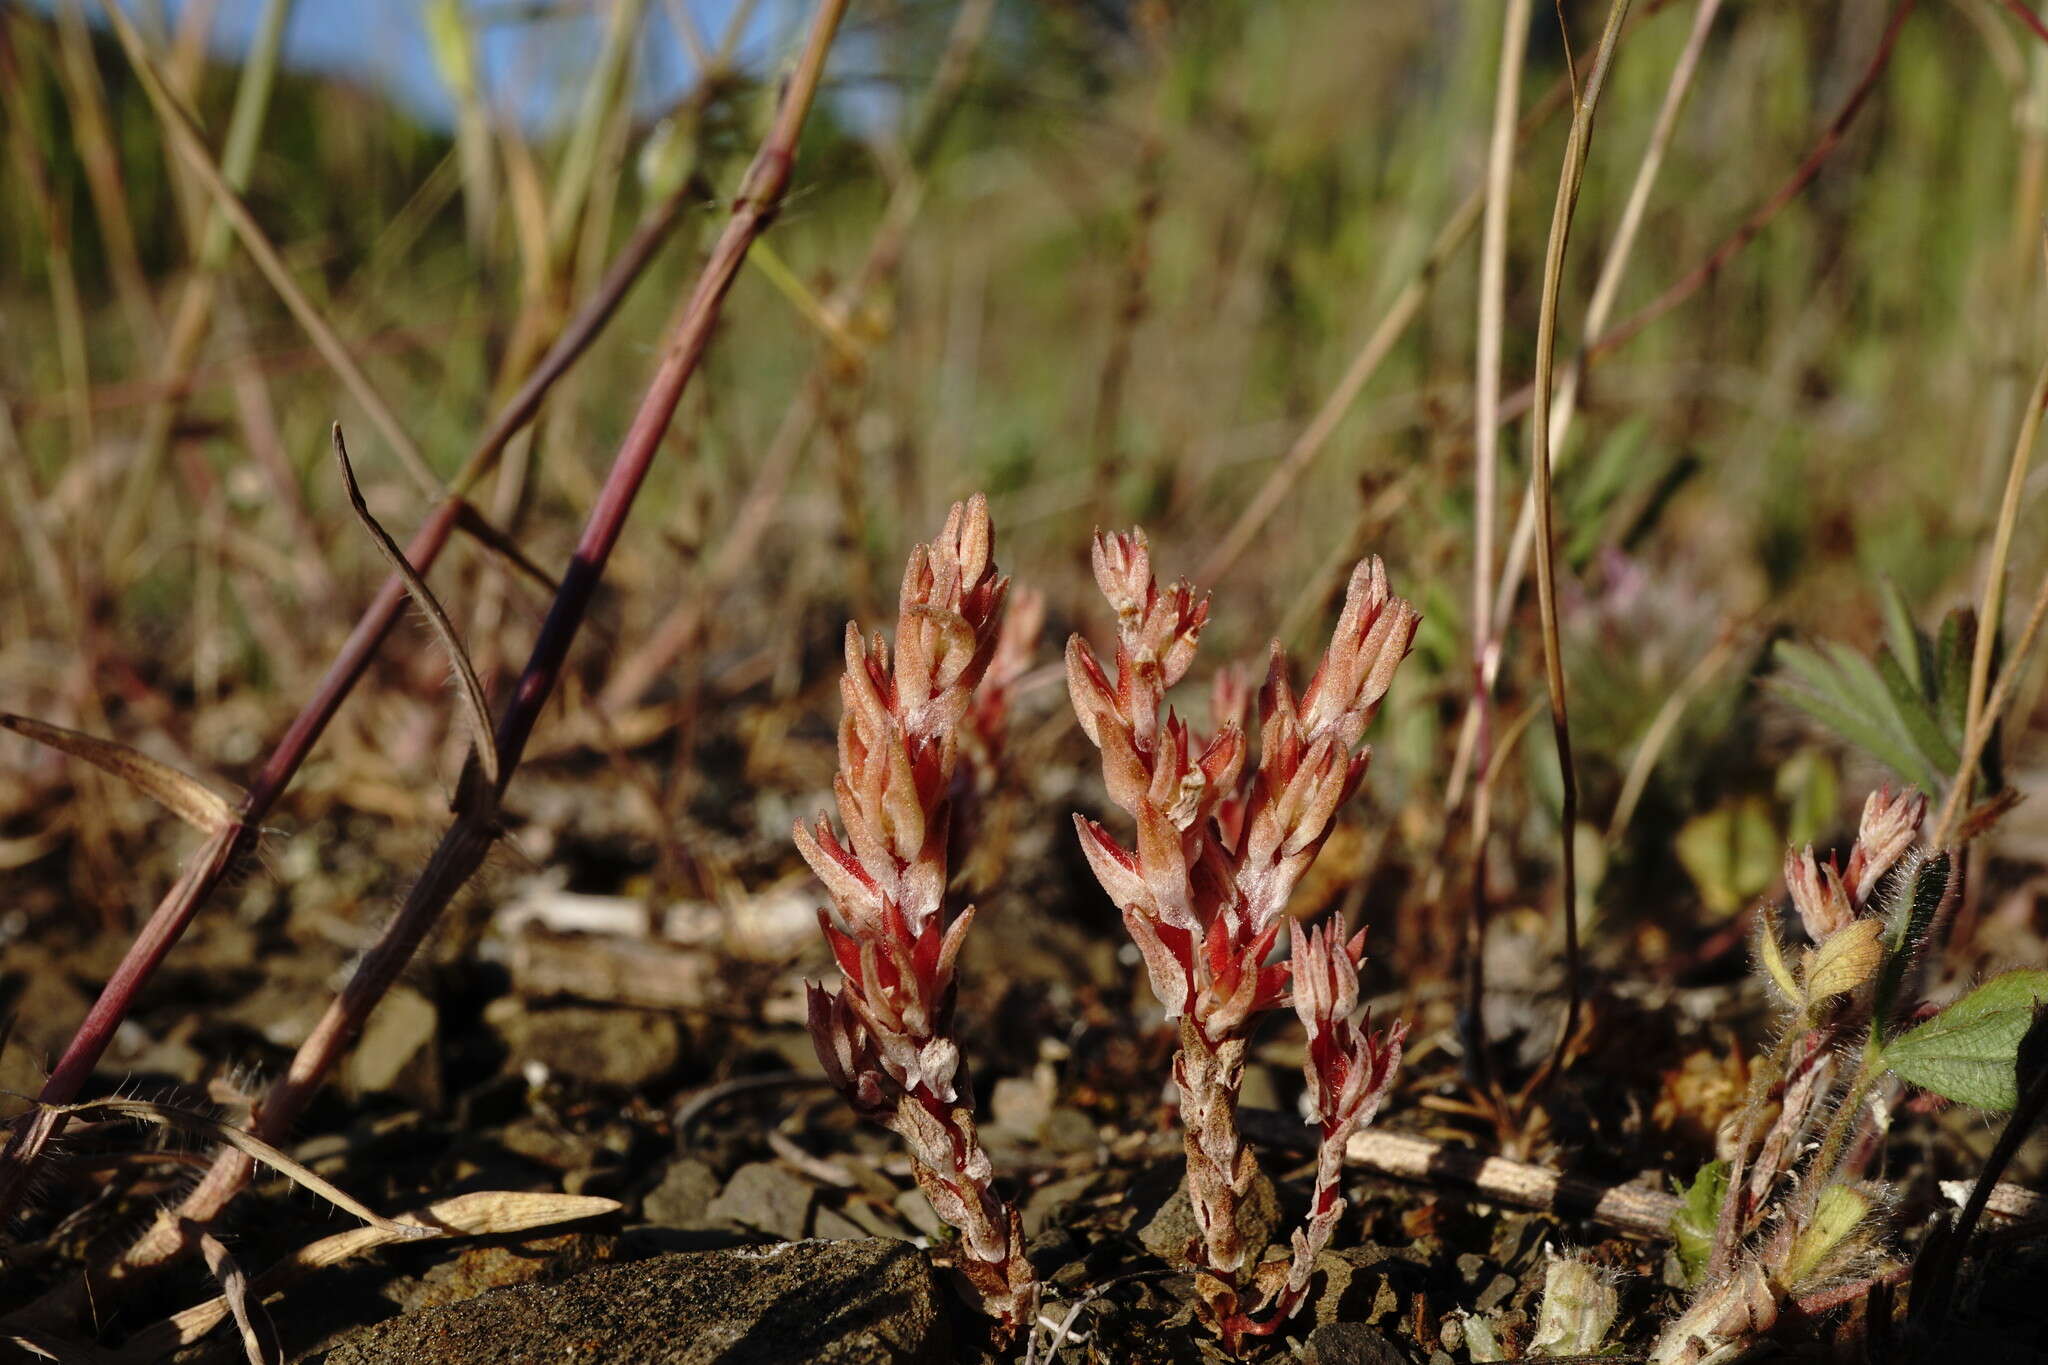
<box><xmin>3</xmin><ymin>712</ymin><xmax>2045</xmax><ymax>1363</ymax></box>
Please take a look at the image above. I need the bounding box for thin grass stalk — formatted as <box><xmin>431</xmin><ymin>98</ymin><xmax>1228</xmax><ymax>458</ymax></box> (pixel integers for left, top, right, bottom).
<box><xmin>0</xmin><ymin>140</ymin><xmax>709</xmax><ymax>1238</ymax></box>
<box><xmin>1464</xmin><ymin>0</ymin><xmax>1534</xmax><ymax>1098</ymax></box>
<box><xmin>424</xmin><ymin>0</ymin><xmax>498</xmax><ymax>251</ymax></box>
<box><xmin>1936</xmin><ymin>562</ymin><xmax>2048</xmax><ymax>850</ymax></box>
<box><xmin>102</xmin><ymin>2</ymin><xmax>449</xmax><ymax>505</ymax></box>
<box><xmin>54</xmin><ymin>0</ymin><xmax>159</xmax><ymax>350</ymax></box>
<box><xmin>546</xmin><ymin>0</ymin><xmax>650</xmax><ymax>265</ymax></box>
<box><xmin>1605</xmin><ymin>624</ymin><xmax>1743</xmax><ymax>843</ymax></box>
<box><xmin>106</xmin><ymin>0</ymin><xmax>295</xmax><ymax>566</ymax></box>
<box><xmin>1189</xmin><ymin>3</ymin><xmax>1689</xmax><ymax>590</ymax></box>
<box><xmin>1488</xmin><ymin>0</ymin><xmax>1724</xmax><ymax>658</ymax></box>
<box><xmin>86</xmin><ymin>0</ymin><xmax>849</xmax><ymax>1289</ymax></box>
<box><xmin>1088</xmin><ymin>113</ymin><xmax>1164</xmax><ymax>523</ymax></box>
<box><xmin>218</xmin><ymin>285</ymin><xmax>338</xmax><ymax>605</ymax></box>
<box><xmin>1194</xmin><ymin>189</ymin><xmax>1482</xmax><ymax>589</ymax></box>
<box><xmin>1518</xmin><ymin>0</ymin><xmax>1633</xmax><ymax>1097</ymax></box>
<box><xmin>0</xmin><ymin>33</ymin><xmax>95</xmax><ymax>460</ymax></box>
<box><xmin>1441</xmin><ymin>0</ymin><xmax>1924</xmax><ymax>807</ymax></box>
<box><xmin>1473</xmin><ymin>0</ymin><xmax>1531</xmax><ymax>685</ymax></box>
<box><xmin>1510</xmin><ymin>0</ymin><xmax>1918</xmax><ymax>409</ymax></box>
<box><xmin>1935</xmin><ymin>346</ymin><xmax>2048</xmax><ymax>846</ymax></box>
<box><xmin>1448</xmin><ymin>0</ymin><xmax>1724</xmax><ymax>813</ymax></box>
<box><xmin>0</xmin><ymin>402</ymin><xmax>72</xmax><ymax>633</ymax></box>
<box><xmin>599</xmin><ymin>0</ymin><xmax>1000</xmax><ymax>713</ymax></box>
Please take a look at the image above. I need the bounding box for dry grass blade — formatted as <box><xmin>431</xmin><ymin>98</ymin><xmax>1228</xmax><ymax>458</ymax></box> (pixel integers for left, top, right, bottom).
<box><xmin>1605</xmin><ymin>624</ymin><xmax>1745</xmax><ymax>843</ymax></box>
<box><xmin>0</xmin><ymin>714</ymin><xmax>238</xmax><ymax>834</ymax></box>
<box><xmin>1520</xmin><ymin>0</ymin><xmax>1633</xmax><ymax>1100</ymax></box>
<box><xmin>1937</xmin><ymin>345</ymin><xmax>2048</xmax><ymax>846</ymax></box>
<box><xmin>139</xmin><ymin>1193</ymin><xmax>620</xmax><ymax>1353</ymax></box>
<box><xmin>1466</xmin><ymin>0</ymin><xmax>1727</xmax><ymax>783</ymax></box>
<box><xmin>1938</xmin><ymin>561</ymin><xmax>2048</xmax><ymax>848</ymax></box>
<box><xmin>452</xmin><ymin>501</ymin><xmax>561</xmax><ymax>598</ymax></box>
<box><xmin>98</xmin><ymin>3</ymin><xmax>441</xmax><ymax>502</ymax></box>
<box><xmin>1463</xmin><ymin>0</ymin><xmax>1535</xmax><ymax>1101</ymax></box>
<box><xmin>1190</xmin><ymin>2</ymin><xmax>1689</xmax><ymax>589</ymax></box>
<box><xmin>49</xmin><ymin>1098</ymin><xmax>423</xmax><ymax>1240</ymax></box>
<box><xmin>332</xmin><ymin>425</ymin><xmax>500</xmax><ymax>788</ymax></box>
<box><xmin>191</xmin><ymin>1223</ymin><xmax>277</xmax><ymax>1365</ymax></box>
<box><xmin>97</xmin><ymin>0</ymin><xmax>583</xmax><ymax>595</ymax></box>
<box><xmin>1</xmin><ymin>1329</ymin><xmax>89</xmax><ymax>1362</ymax></box>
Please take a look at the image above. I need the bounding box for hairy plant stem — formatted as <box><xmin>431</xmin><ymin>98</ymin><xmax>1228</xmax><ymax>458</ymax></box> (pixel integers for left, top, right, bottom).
<box><xmin>1177</xmin><ymin>1018</ymin><xmax>1256</xmax><ymax>1280</ymax></box>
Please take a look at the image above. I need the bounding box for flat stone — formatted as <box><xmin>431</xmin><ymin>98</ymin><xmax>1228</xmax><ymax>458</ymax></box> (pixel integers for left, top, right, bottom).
<box><xmin>642</xmin><ymin>1158</ymin><xmax>720</xmax><ymax>1227</ymax></box>
<box><xmin>497</xmin><ymin>1116</ymin><xmax>603</xmax><ymax>1171</ymax></box>
<box><xmin>989</xmin><ymin>1075</ymin><xmax>1049</xmax><ymax>1139</ymax></box>
<box><xmin>343</xmin><ymin>985</ymin><xmax>440</xmax><ymax>1104</ymax></box>
<box><xmin>393</xmin><ymin>1232</ymin><xmax>617</xmax><ymax>1311</ymax></box>
<box><xmin>1041</xmin><ymin>1107</ymin><xmax>1098</xmax><ymax>1154</ymax></box>
<box><xmin>1475</xmin><ymin>1270</ymin><xmax>1518</xmax><ymax>1312</ymax></box>
<box><xmin>486</xmin><ymin>1000</ymin><xmax>683</xmax><ymax>1090</ymax></box>
<box><xmin>703</xmin><ymin>1161</ymin><xmax>814</xmax><ymax>1240</ymax></box>
<box><xmin>1300</xmin><ymin>1322</ymin><xmax>1413</xmax><ymax>1365</ymax></box>
<box><xmin>310</xmin><ymin>1238</ymin><xmax>953</xmax><ymax>1364</ymax></box>
<box><xmin>1022</xmin><ymin>1172</ymin><xmax>1098</xmax><ymax>1239</ymax></box>
<box><xmin>1136</xmin><ymin>1169</ymin><xmax>1279</xmax><ymax>1269</ymax></box>
<box><xmin>1308</xmin><ymin>1246</ymin><xmax>1418</xmax><ymax>1328</ymax></box>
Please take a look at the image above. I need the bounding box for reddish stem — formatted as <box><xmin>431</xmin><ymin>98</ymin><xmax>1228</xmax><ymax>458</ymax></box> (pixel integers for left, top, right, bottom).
<box><xmin>0</xmin><ymin>160</ymin><xmax>703</xmax><ymax>1235</ymax></box>
<box><xmin>75</xmin><ymin>0</ymin><xmax>849</xmax><ymax>1294</ymax></box>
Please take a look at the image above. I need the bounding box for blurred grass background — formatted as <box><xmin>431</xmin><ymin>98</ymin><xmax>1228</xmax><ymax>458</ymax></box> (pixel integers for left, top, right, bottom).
<box><xmin>1</xmin><ymin>0</ymin><xmax>2045</xmax><ymax>963</ymax></box>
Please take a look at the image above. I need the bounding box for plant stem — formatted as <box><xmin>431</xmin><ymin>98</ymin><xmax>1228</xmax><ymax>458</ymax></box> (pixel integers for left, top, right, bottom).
<box><xmin>1933</xmin><ymin>347</ymin><xmax>2048</xmax><ymax>848</ymax></box>
<box><xmin>0</xmin><ymin>117</ymin><xmax>712</xmax><ymax>1245</ymax></box>
<box><xmin>1519</xmin><ymin>0</ymin><xmax>1633</xmax><ymax>1100</ymax></box>
<box><xmin>90</xmin><ymin>0</ymin><xmax>850</xmax><ymax>1291</ymax></box>
<box><xmin>1464</xmin><ymin>0</ymin><xmax>1533</xmax><ymax>1096</ymax></box>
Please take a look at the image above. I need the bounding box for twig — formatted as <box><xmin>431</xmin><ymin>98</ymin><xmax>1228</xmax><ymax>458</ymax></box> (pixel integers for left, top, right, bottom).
<box><xmin>1236</xmin><ymin>1109</ymin><xmax>1680</xmax><ymax>1238</ymax></box>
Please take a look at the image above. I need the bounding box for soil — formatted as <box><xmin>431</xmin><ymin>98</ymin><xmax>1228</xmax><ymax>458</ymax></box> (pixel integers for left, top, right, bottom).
<box><xmin>2</xmin><ymin>721</ymin><xmax>2044</xmax><ymax>1363</ymax></box>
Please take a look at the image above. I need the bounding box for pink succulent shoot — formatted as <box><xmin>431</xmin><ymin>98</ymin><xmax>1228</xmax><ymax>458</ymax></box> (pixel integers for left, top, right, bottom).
<box><xmin>1068</xmin><ymin>532</ymin><xmax>1416</xmax><ymax>1348</ymax></box>
<box><xmin>797</xmin><ymin>495</ymin><xmax>1035</xmax><ymax>1328</ymax></box>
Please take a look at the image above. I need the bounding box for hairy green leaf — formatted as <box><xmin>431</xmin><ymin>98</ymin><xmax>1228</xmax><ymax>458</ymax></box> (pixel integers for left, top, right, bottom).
<box><xmin>1883</xmin><ymin>969</ymin><xmax>2048</xmax><ymax>1111</ymax></box>
<box><xmin>1876</xmin><ymin>645</ymin><xmax>1958</xmax><ymax>776</ymax></box>
<box><xmin>1875</xmin><ymin>577</ymin><xmax>1925</xmax><ymax>697</ymax></box>
<box><xmin>1875</xmin><ymin>852</ymin><xmax>1951</xmax><ymax>1032</ymax></box>
<box><xmin>1936</xmin><ymin>609</ymin><xmax>1973</xmax><ymax>751</ymax></box>
<box><xmin>1764</xmin><ymin>665</ymin><xmax>1943</xmax><ymax>793</ymax></box>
